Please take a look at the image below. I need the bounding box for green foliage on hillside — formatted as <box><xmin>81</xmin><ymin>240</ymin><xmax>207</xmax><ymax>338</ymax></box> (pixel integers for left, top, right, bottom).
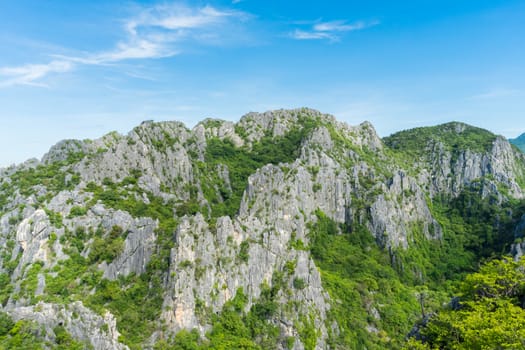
<box><xmin>393</xmin><ymin>183</ymin><xmax>520</xmax><ymax>288</ymax></box>
<box><xmin>309</xmin><ymin>182</ymin><xmax>525</xmax><ymax>349</ymax></box>
<box><xmin>87</xmin><ymin>225</ymin><xmax>126</xmax><ymax>265</ymax></box>
<box><xmin>154</xmin><ymin>284</ymin><xmax>286</xmax><ymax>349</ymax></box>
<box><xmin>509</xmin><ymin>132</ymin><xmax>525</xmax><ymax>153</ymax></box>
<box><xmin>3</xmin><ymin>115</ymin><xmax>525</xmax><ymax>349</ymax></box>
<box><xmin>308</xmin><ymin>210</ymin><xmax>426</xmax><ymax>349</ymax></box>
<box><xmin>0</xmin><ymin>317</ymin><xmax>45</xmax><ymax>350</ymax></box>
<box><xmin>38</xmin><ymin>175</ymin><xmax>181</xmax><ymax>349</ymax></box>
<box><xmin>384</xmin><ymin>122</ymin><xmax>496</xmax><ymax>159</ymax></box>
<box><xmin>436</xmin><ymin>188</ymin><xmax>517</xmax><ymax>257</ymax></box>
<box><xmin>0</xmin><ymin>273</ymin><xmax>13</xmax><ymax>307</ymax></box>
<box><xmin>42</xmin><ymin>234</ymin><xmax>166</xmax><ymax>348</ymax></box>
<box><xmin>85</xmin><ymin>174</ymin><xmax>178</xmax><ymax>270</ymax></box>
<box><xmin>0</xmin><ymin>311</ymin><xmax>87</xmax><ymax>349</ymax></box>
<box><xmin>197</xmin><ymin>117</ymin><xmax>319</xmax><ymax>218</ymax></box>
<box><xmin>0</xmin><ymin>154</ymin><xmax>82</xmax><ymax>212</ymax></box>
<box><xmin>408</xmin><ymin>257</ymin><xmax>525</xmax><ymax>349</ymax></box>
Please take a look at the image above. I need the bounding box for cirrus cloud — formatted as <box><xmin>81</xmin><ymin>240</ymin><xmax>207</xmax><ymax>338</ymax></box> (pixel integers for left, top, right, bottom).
<box><xmin>0</xmin><ymin>3</ymin><xmax>251</xmax><ymax>87</ymax></box>
<box><xmin>0</xmin><ymin>60</ymin><xmax>73</xmax><ymax>87</ymax></box>
<box><xmin>290</xmin><ymin>19</ymin><xmax>379</xmax><ymax>42</ymax></box>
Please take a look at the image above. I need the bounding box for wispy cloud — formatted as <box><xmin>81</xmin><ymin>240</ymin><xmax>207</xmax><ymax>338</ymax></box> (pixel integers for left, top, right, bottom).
<box><xmin>0</xmin><ymin>60</ymin><xmax>73</xmax><ymax>87</ymax></box>
<box><xmin>290</xmin><ymin>30</ymin><xmax>336</xmax><ymax>41</ymax></box>
<box><xmin>469</xmin><ymin>88</ymin><xmax>522</xmax><ymax>100</ymax></box>
<box><xmin>72</xmin><ymin>4</ymin><xmax>249</xmax><ymax>64</ymax></box>
<box><xmin>0</xmin><ymin>3</ymin><xmax>250</xmax><ymax>87</ymax></box>
<box><xmin>130</xmin><ymin>4</ymin><xmax>244</xmax><ymax>31</ymax></box>
<box><xmin>290</xmin><ymin>19</ymin><xmax>378</xmax><ymax>42</ymax></box>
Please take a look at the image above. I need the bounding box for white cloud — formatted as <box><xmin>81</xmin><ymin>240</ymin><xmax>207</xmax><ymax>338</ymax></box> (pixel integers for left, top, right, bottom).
<box><xmin>72</xmin><ymin>4</ymin><xmax>249</xmax><ymax>64</ymax></box>
<box><xmin>469</xmin><ymin>88</ymin><xmax>522</xmax><ymax>100</ymax></box>
<box><xmin>61</xmin><ymin>39</ymin><xmax>178</xmax><ymax>65</ymax></box>
<box><xmin>0</xmin><ymin>60</ymin><xmax>73</xmax><ymax>87</ymax></box>
<box><xmin>290</xmin><ymin>19</ymin><xmax>378</xmax><ymax>41</ymax></box>
<box><xmin>314</xmin><ymin>20</ymin><xmax>378</xmax><ymax>32</ymax></box>
<box><xmin>139</xmin><ymin>5</ymin><xmax>242</xmax><ymax>30</ymax></box>
<box><xmin>0</xmin><ymin>3</ymin><xmax>250</xmax><ymax>87</ymax></box>
<box><xmin>290</xmin><ymin>30</ymin><xmax>336</xmax><ymax>41</ymax></box>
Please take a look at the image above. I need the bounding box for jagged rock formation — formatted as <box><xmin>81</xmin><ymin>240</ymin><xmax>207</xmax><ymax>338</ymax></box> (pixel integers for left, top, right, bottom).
<box><xmin>0</xmin><ymin>109</ymin><xmax>524</xmax><ymax>349</ymax></box>
<box><xmin>384</xmin><ymin>122</ymin><xmax>525</xmax><ymax>200</ymax></box>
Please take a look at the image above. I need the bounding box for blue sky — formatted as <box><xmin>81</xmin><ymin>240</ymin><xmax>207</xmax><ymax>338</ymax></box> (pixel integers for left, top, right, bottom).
<box><xmin>0</xmin><ymin>0</ymin><xmax>524</xmax><ymax>167</ymax></box>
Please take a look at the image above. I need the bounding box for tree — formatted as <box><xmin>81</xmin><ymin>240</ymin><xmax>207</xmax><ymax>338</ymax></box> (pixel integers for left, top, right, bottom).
<box><xmin>407</xmin><ymin>257</ymin><xmax>525</xmax><ymax>349</ymax></box>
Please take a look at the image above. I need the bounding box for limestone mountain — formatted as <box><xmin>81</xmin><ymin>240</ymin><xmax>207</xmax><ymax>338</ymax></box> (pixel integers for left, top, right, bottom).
<box><xmin>0</xmin><ymin>109</ymin><xmax>524</xmax><ymax>349</ymax></box>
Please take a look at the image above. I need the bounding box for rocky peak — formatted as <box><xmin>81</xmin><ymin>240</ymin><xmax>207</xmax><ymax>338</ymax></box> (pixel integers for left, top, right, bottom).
<box><xmin>385</xmin><ymin>122</ymin><xmax>524</xmax><ymax>199</ymax></box>
<box><xmin>1</xmin><ymin>110</ymin><xmax>524</xmax><ymax>349</ymax></box>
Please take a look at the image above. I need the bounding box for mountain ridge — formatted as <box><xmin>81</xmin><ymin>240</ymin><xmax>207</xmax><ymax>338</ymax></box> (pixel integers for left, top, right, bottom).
<box><xmin>1</xmin><ymin>108</ymin><xmax>524</xmax><ymax>349</ymax></box>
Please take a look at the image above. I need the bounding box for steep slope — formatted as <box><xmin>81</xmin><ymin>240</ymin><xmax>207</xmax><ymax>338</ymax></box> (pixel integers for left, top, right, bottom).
<box><xmin>0</xmin><ymin>110</ymin><xmax>524</xmax><ymax>349</ymax></box>
<box><xmin>386</xmin><ymin>122</ymin><xmax>525</xmax><ymax>258</ymax></box>
<box><xmin>384</xmin><ymin>122</ymin><xmax>525</xmax><ymax>199</ymax></box>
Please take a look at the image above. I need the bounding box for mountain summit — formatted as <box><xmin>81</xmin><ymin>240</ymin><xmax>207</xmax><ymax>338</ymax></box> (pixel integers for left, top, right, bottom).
<box><xmin>1</xmin><ymin>108</ymin><xmax>524</xmax><ymax>349</ymax></box>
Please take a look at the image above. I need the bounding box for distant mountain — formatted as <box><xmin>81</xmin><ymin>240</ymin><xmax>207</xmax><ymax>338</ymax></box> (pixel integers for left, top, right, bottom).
<box><xmin>510</xmin><ymin>132</ymin><xmax>525</xmax><ymax>152</ymax></box>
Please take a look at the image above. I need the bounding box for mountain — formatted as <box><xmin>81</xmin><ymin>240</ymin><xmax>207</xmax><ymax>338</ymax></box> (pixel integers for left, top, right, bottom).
<box><xmin>510</xmin><ymin>132</ymin><xmax>525</xmax><ymax>153</ymax></box>
<box><xmin>0</xmin><ymin>109</ymin><xmax>524</xmax><ymax>349</ymax></box>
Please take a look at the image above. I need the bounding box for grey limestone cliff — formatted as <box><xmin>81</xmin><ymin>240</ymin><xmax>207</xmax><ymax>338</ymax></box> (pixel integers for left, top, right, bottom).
<box><xmin>0</xmin><ymin>109</ymin><xmax>523</xmax><ymax>349</ymax></box>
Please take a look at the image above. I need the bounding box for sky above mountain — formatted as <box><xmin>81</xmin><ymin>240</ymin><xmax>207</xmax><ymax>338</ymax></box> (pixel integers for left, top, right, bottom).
<box><xmin>1</xmin><ymin>0</ymin><xmax>524</xmax><ymax>167</ymax></box>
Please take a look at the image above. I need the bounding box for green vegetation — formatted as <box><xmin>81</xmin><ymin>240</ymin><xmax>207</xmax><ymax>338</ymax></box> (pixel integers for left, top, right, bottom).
<box><xmin>196</xmin><ymin>116</ymin><xmax>319</xmax><ymax>218</ymax></box>
<box><xmin>89</xmin><ymin>225</ymin><xmax>126</xmax><ymax>264</ymax></box>
<box><xmin>307</xmin><ymin>190</ymin><xmax>525</xmax><ymax>349</ymax></box>
<box><xmin>238</xmin><ymin>241</ymin><xmax>250</xmax><ymax>263</ymax></box>
<box><xmin>86</xmin><ymin>272</ymin><xmax>164</xmax><ymax>347</ymax></box>
<box><xmin>45</xmin><ymin>209</ymin><xmax>64</xmax><ymax>228</ymax></box>
<box><xmin>0</xmin><ymin>318</ymin><xmax>45</xmax><ymax>350</ymax></box>
<box><xmin>68</xmin><ymin>205</ymin><xmax>87</xmax><ymax>218</ymax></box>
<box><xmin>391</xmin><ymin>186</ymin><xmax>511</xmax><ymax>288</ymax></box>
<box><xmin>0</xmin><ymin>312</ymin><xmax>14</xmax><ymax>337</ymax></box>
<box><xmin>53</xmin><ymin>325</ymin><xmax>87</xmax><ymax>350</ymax></box>
<box><xmin>408</xmin><ymin>257</ymin><xmax>525</xmax><ymax>349</ymax></box>
<box><xmin>0</xmin><ymin>273</ymin><xmax>13</xmax><ymax>306</ymax></box>
<box><xmin>42</xmin><ymin>232</ymin><xmax>165</xmax><ymax>348</ymax></box>
<box><xmin>0</xmin><ymin>152</ymin><xmax>83</xmax><ymax>210</ymax></box>
<box><xmin>2</xmin><ymin>115</ymin><xmax>525</xmax><ymax>349</ymax></box>
<box><xmin>54</xmin><ymin>182</ymin><xmax>177</xmax><ymax>349</ymax></box>
<box><xmin>308</xmin><ymin>210</ymin><xmax>423</xmax><ymax>348</ymax></box>
<box><xmin>435</xmin><ymin>188</ymin><xmax>516</xmax><ymax>257</ymax></box>
<box><xmin>20</xmin><ymin>262</ymin><xmax>44</xmax><ymax>304</ymax></box>
<box><xmin>509</xmin><ymin>132</ymin><xmax>525</xmax><ymax>153</ymax></box>
<box><xmin>384</xmin><ymin>122</ymin><xmax>497</xmax><ymax>160</ymax></box>
<box><xmin>154</xmin><ymin>285</ymin><xmax>284</xmax><ymax>349</ymax></box>
<box><xmin>0</xmin><ymin>311</ymin><xmax>86</xmax><ymax>350</ymax></box>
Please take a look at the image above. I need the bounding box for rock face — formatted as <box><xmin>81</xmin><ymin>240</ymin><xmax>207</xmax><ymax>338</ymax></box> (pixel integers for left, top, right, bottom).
<box><xmin>9</xmin><ymin>301</ymin><xmax>127</xmax><ymax>350</ymax></box>
<box><xmin>161</xmin><ymin>213</ymin><xmax>331</xmax><ymax>348</ymax></box>
<box><xmin>0</xmin><ymin>109</ymin><xmax>523</xmax><ymax>349</ymax></box>
<box><xmin>384</xmin><ymin>123</ymin><xmax>525</xmax><ymax>200</ymax></box>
